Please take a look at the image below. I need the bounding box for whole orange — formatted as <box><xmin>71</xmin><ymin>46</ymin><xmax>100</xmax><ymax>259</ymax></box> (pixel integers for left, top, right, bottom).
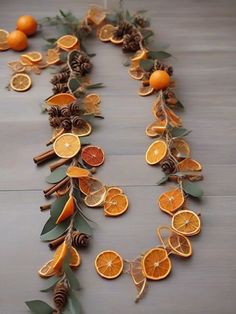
<box><xmin>16</xmin><ymin>15</ymin><xmax>37</xmax><ymax>36</ymax></box>
<box><xmin>149</xmin><ymin>70</ymin><xmax>170</xmax><ymax>90</ymax></box>
<box><xmin>7</xmin><ymin>30</ymin><xmax>28</xmax><ymax>51</ymax></box>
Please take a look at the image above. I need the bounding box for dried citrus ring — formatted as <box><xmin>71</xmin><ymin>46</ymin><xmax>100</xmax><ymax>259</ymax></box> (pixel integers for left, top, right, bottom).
<box><xmin>165</xmin><ymin>106</ymin><xmax>182</xmax><ymax>127</ymax></box>
<box><xmin>70</xmin><ymin>246</ymin><xmax>81</xmax><ymax>268</ymax></box>
<box><xmin>145</xmin><ymin>119</ymin><xmax>167</xmax><ymax>137</ymax></box>
<box><xmin>46</xmin><ymin>48</ymin><xmax>60</xmax><ymax>65</ymax></box>
<box><xmin>131</xmin><ymin>49</ymin><xmax>148</xmax><ymax>63</ymax></box>
<box><xmin>141</xmin><ymin>247</ymin><xmax>171</xmax><ymax>280</ymax></box>
<box><xmin>53</xmin><ymin>133</ymin><xmax>81</xmax><ymax>158</ymax></box>
<box><xmin>0</xmin><ymin>29</ymin><xmax>10</xmax><ymax>51</ymax></box>
<box><xmin>95</xmin><ymin>250</ymin><xmax>124</xmax><ymax>279</ymax></box>
<box><xmin>158</xmin><ymin>187</ymin><xmax>185</xmax><ymax>215</ymax></box>
<box><xmin>20</xmin><ymin>56</ymin><xmax>33</xmax><ymax>66</ymax></box>
<box><xmin>129</xmin><ymin>257</ymin><xmax>147</xmax><ymax>302</ymax></box>
<box><xmin>99</xmin><ymin>24</ymin><xmax>116</xmax><ymax>42</ymax></box>
<box><xmin>66</xmin><ymin>166</ymin><xmax>90</xmax><ymax>178</ymax></box>
<box><xmin>172</xmin><ymin>209</ymin><xmax>201</xmax><ymax>236</ymax></box>
<box><xmin>57</xmin><ymin>35</ymin><xmax>78</xmax><ymax>50</ymax></box>
<box><xmin>110</xmin><ymin>36</ymin><xmax>123</xmax><ymax>44</ymax></box>
<box><xmin>38</xmin><ymin>260</ymin><xmax>56</xmax><ymax>278</ymax></box>
<box><xmin>104</xmin><ymin>194</ymin><xmax>129</xmax><ymax>217</ymax></box>
<box><xmin>56</xmin><ymin>196</ymin><xmax>75</xmax><ymax>224</ymax></box>
<box><xmin>8</xmin><ymin>61</ymin><xmax>26</xmax><ymax>73</ymax></box>
<box><xmin>128</xmin><ymin>67</ymin><xmax>145</xmax><ymax>80</ymax></box>
<box><xmin>72</xmin><ymin>118</ymin><xmax>92</xmax><ymax>137</ymax></box>
<box><xmin>79</xmin><ymin>177</ymin><xmax>103</xmax><ymax>195</ymax></box>
<box><xmin>105</xmin><ymin>187</ymin><xmax>123</xmax><ymax>204</ymax></box>
<box><xmin>84</xmin><ymin>93</ymin><xmax>101</xmax><ymax>105</ymax></box>
<box><xmin>178</xmin><ymin>158</ymin><xmax>202</xmax><ymax>172</ymax></box>
<box><xmin>84</xmin><ymin>186</ymin><xmax>107</xmax><ymax>207</ymax></box>
<box><xmin>87</xmin><ymin>5</ymin><xmax>106</xmax><ymax>25</ymax></box>
<box><xmin>81</xmin><ymin>145</ymin><xmax>105</xmax><ymax>167</ymax></box>
<box><xmin>46</xmin><ymin>93</ymin><xmax>76</xmax><ymax>106</ymax></box>
<box><xmin>139</xmin><ymin>85</ymin><xmax>154</xmax><ymax>96</ymax></box>
<box><xmin>21</xmin><ymin>51</ymin><xmax>42</xmax><ymax>63</ymax></box>
<box><xmin>10</xmin><ymin>73</ymin><xmax>31</xmax><ymax>92</ymax></box>
<box><xmin>145</xmin><ymin>139</ymin><xmax>168</xmax><ymax>165</ymax></box>
<box><xmin>171</xmin><ymin>138</ymin><xmax>190</xmax><ymax>161</ymax></box>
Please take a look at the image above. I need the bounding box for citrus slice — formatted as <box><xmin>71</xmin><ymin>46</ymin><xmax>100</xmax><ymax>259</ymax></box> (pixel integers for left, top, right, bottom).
<box><xmin>141</xmin><ymin>247</ymin><xmax>171</xmax><ymax>280</ymax></box>
<box><xmin>110</xmin><ymin>36</ymin><xmax>124</xmax><ymax>44</ymax></box>
<box><xmin>8</xmin><ymin>61</ymin><xmax>25</xmax><ymax>73</ymax></box>
<box><xmin>81</xmin><ymin>145</ymin><xmax>105</xmax><ymax>167</ymax></box>
<box><xmin>84</xmin><ymin>93</ymin><xmax>101</xmax><ymax>105</ymax></box>
<box><xmin>21</xmin><ymin>51</ymin><xmax>42</xmax><ymax>63</ymax></box>
<box><xmin>172</xmin><ymin>209</ymin><xmax>201</xmax><ymax>236</ymax></box>
<box><xmin>0</xmin><ymin>29</ymin><xmax>9</xmax><ymax>51</ymax></box>
<box><xmin>130</xmin><ymin>49</ymin><xmax>148</xmax><ymax>68</ymax></box>
<box><xmin>52</xmin><ymin>241</ymin><xmax>68</xmax><ymax>272</ymax></box>
<box><xmin>70</xmin><ymin>246</ymin><xmax>81</xmax><ymax>268</ymax></box>
<box><xmin>145</xmin><ymin>139</ymin><xmax>168</xmax><ymax>165</ymax></box>
<box><xmin>10</xmin><ymin>73</ymin><xmax>31</xmax><ymax>92</ymax></box>
<box><xmin>53</xmin><ymin>133</ymin><xmax>81</xmax><ymax>158</ymax></box>
<box><xmin>66</xmin><ymin>166</ymin><xmax>90</xmax><ymax>178</ymax></box>
<box><xmin>56</xmin><ymin>196</ymin><xmax>75</xmax><ymax>224</ymax></box>
<box><xmin>171</xmin><ymin>138</ymin><xmax>190</xmax><ymax>161</ymax></box>
<box><xmin>165</xmin><ymin>106</ymin><xmax>182</xmax><ymax>127</ymax></box>
<box><xmin>84</xmin><ymin>186</ymin><xmax>107</xmax><ymax>207</ymax></box>
<box><xmin>104</xmin><ymin>194</ymin><xmax>129</xmax><ymax>217</ymax></box>
<box><xmin>79</xmin><ymin>177</ymin><xmax>103</xmax><ymax>195</ymax></box>
<box><xmin>178</xmin><ymin>158</ymin><xmax>202</xmax><ymax>172</ymax></box>
<box><xmin>145</xmin><ymin>119</ymin><xmax>167</xmax><ymax>137</ymax></box>
<box><xmin>168</xmin><ymin>231</ymin><xmax>192</xmax><ymax>257</ymax></box>
<box><xmin>46</xmin><ymin>48</ymin><xmax>60</xmax><ymax>65</ymax></box>
<box><xmin>129</xmin><ymin>257</ymin><xmax>147</xmax><ymax>302</ymax></box>
<box><xmin>38</xmin><ymin>260</ymin><xmax>56</xmax><ymax>278</ymax></box>
<box><xmin>46</xmin><ymin>93</ymin><xmax>76</xmax><ymax>106</ymax></box>
<box><xmin>72</xmin><ymin>118</ymin><xmax>92</xmax><ymax>137</ymax></box>
<box><xmin>95</xmin><ymin>250</ymin><xmax>124</xmax><ymax>279</ymax></box>
<box><xmin>104</xmin><ymin>187</ymin><xmax>123</xmax><ymax>204</ymax></box>
<box><xmin>128</xmin><ymin>67</ymin><xmax>145</xmax><ymax>80</ymax></box>
<box><xmin>139</xmin><ymin>85</ymin><xmax>154</xmax><ymax>96</ymax></box>
<box><xmin>87</xmin><ymin>5</ymin><xmax>106</xmax><ymax>25</ymax></box>
<box><xmin>158</xmin><ymin>187</ymin><xmax>185</xmax><ymax>215</ymax></box>
<box><xmin>99</xmin><ymin>24</ymin><xmax>116</xmax><ymax>42</ymax></box>
<box><xmin>57</xmin><ymin>35</ymin><xmax>78</xmax><ymax>50</ymax></box>
<box><xmin>20</xmin><ymin>56</ymin><xmax>33</xmax><ymax>66</ymax></box>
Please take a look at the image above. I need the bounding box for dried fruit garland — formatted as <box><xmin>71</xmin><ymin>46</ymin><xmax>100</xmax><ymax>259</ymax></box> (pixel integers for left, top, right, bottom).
<box><xmin>22</xmin><ymin>5</ymin><xmax>204</xmax><ymax>314</ymax></box>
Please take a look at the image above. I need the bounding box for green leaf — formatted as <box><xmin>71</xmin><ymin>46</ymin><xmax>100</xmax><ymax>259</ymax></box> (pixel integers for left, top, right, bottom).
<box><xmin>106</xmin><ymin>13</ymin><xmax>118</xmax><ymax>24</ymax></box>
<box><xmin>40</xmin><ymin>216</ymin><xmax>56</xmax><ymax>236</ymax></box>
<box><xmin>148</xmin><ymin>51</ymin><xmax>172</xmax><ymax>60</ymax></box>
<box><xmin>25</xmin><ymin>300</ymin><xmax>54</xmax><ymax>314</ymax></box>
<box><xmin>140</xmin><ymin>29</ymin><xmax>154</xmax><ymax>40</ymax></box>
<box><xmin>123</xmin><ymin>58</ymin><xmax>131</xmax><ymax>67</ymax></box>
<box><xmin>45</xmin><ymin>37</ymin><xmax>57</xmax><ymax>44</ymax></box>
<box><xmin>140</xmin><ymin>59</ymin><xmax>154</xmax><ymax>72</ymax></box>
<box><xmin>60</xmin><ymin>51</ymin><xmax>67</xmax><ymax>63</ymax></box>
<box><xmin>40</xmin><ymin>276</ymin><xmax>60</xmax><ymax>292</ymax></box>
<box><xmin>74</xmin><ymin>211</ymin><xmax>93</xmax><ymax>235</ymax></box>
<box><xmin>63</xmin><ymin>263</ymin><xmax>80</xmax><ymax>290</ymax></box>
<box><xmin>171</xmin><ymin>127</ymin><xmax>192</xmax><ymax>138</ymax></box>
<box><xmin>46</xmin><ymin>166</ymin><xmax>68</xmax><ymax>184</ymax></box>
<box><xmin>182</xmin><ymin>180</ymin><xmax>203</xmax><ymax>198</ymax></box>
<box><xmin>157</xmin><ymin>175</ymin><xmax>169</xmax><ymax>185</ymax></box>
<box><xmin>50</xmin><ymin>194</ymin><xmax>69</xmax><ymax>221</ymax></box>
<box><xmin>40</xmin><ymin>219</ymin><xmax>70</xmax><ymax>241</ymax></box>
<box><xmin>63</xmin><ymin>291</ymin><xmax>81</xmax><ymax>314</ymax></box>
<box><xmin>68</xmin><ymin>78</ymin><xmax>80</xmax><ymax>92</ymax></box>
<box><xmin>86</xmin><ymin>82</ymin><xmax>104</xmax><ymax>90</ymax></box>
<box><xmin>72</xmin><ymin>187</ymin><xmax>82</xmax><ymax>202</ymax></box>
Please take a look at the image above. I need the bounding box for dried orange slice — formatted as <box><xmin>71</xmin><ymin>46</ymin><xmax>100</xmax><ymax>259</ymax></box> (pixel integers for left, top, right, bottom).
<box><xmin>139</xmin><ymin>85</ymin><xmax>154</xmax><ymax>96</ymax></box>
<box><xmin>79</xmin><ymin>177</ymin><xmax>103</xmax><ymax>195</ymax></box>
<box><xmin>128</xmin><ymin>67</ymin><xmax>145</xmax><ymax>80</ymax></box>
<box><xmin>158</xmin><ymin>187</ymin><xmax>185</xmax><ymax>215</ymax></box>
<box><xmin>70</xmin><ymin>246</ymin><xmax>81</xmax><ymax>268</ymax></box>
<box><xmin>46</xmin><ymin>93</ymin><xmax>76</xmax><ymax>106</ymax></box>
<box><xmin>178</xmin><ymin>158</ymin><xmax>202</xmax><ymax>171</ymax></box>
<box><xmin>53</xmin><ymin>133</ymin><xmax>81</xmax><ymax>158</ymax></box>
<box><xmin>56</xmin><ymin>196</ymin><xmax>75</xmax><ymax>224</ymax></box>
<box><xmin>38</xmin><ymin>260</ymin><xmax>56</xmax><ymax>278</ymax></box>
<box><xmin>104</xmin><ymin>194</ymin><xmax>129</xmax><ymax>217</ymax></box>
<box><xmin>87</xmin><ymin>5</ymin><xmax>106</xmax><ymax>25</ymax></box>
<box><xmin>145</xmin><ymin>139</ymin><xmax>168</xmax><ymax>165</ymax></box>
<box><xmin>110</xmin><ymin>36</ymin><xmax>123</xmax><ymax>44</ymax></box>
<box><xmin>21</xmin><ymin>51</ymin><xmax>42</xmax><ymax>63</ymax></box>
<box><xmin>8</xmin><ymin>61</ymin><xmax>25</xmax><ymax>73</ymax></box>
<box><xmin>84</xmin><ymin>93</ymin><xmax>101</xmax><ymax>105</ymax></box>
<box><xmin>46</xmin><ymin>48</ymin><xmax>60</xmax><ymax>65</ymax></box>
<box><xmin>72</xmin><ymin>118</ymin><xmax>92</xmax><ymax>137</ymax></box>
<box><xmin>95</xmin><ymin>250</ymin><xmax>123</xmax><ymax>279</ymax></box>
<box><xmin>66</xmin><ymin>166</ymin><xmax>90</xmax><ymax>178</ymax></box>
<box><xmin>129</xmin><ymin>257</ymin><xmax>147</xmax><ymax>302</ymax></box>
<box><xmin>57</xmin><ymin>35</ymin><xmax>78</xmax><ymax>50</ymax></box>
<box><xmin>172</xmin><ymin>209</ymin><xmax>201</xmax><ymax>236</ymax></box>
<box><xmin>130</xmin><ymin>49</ymin><xmax>148</xmax><ymax>68</ymax></box>
<box><xmin>10</xmin><ymin>73</ymin><xmax>31</xmax><ymax>92</ymax></box>
<box><xmin>99</xmin><ymin>24</ymin><xmax>116</xmax><ymax>42</ymax></box>
<box><xmin>20</xmin><ymin>56</ymin><xmax>33</xmax><ymax>66</ymax></box>
<box><xmin>141</xmin><ymin>247</ymin><xmax>171</xmax><ymax>280</ymax></box>
<box><xmin>0</xmin><ymin>29</ymin><xmax>9</xmax><ymax>51</ymax></box>
<box><xmin>52</xmin><ymin>241</ymin><xmax>68</xmax><ymax>272</ymax></box>
<box><xmin>104</xmin><ymin>187</ymin><xmax>123</xmax><ymax>204</ymax></box>
<box><xmin>165</xmin><ymin>106</ymin><xmax>182</xmax><ymax>127</ymax></box>
<box><xmin>145</xmin><ymin>119</ymin><xmax>167</xmax><ymax>137</ymax></box>
<box><xmin>81</xmin><ymin>145</ymin><xmax>105</xmax><ymax>167</ymax></box>
<box><xmin>171</xmin><ymin>138</ymin><xmax>190</xmax><ymax>161</ymax></box>
<box><xmin>84</xmin><ymin>186</ymin><xmax>107</xmax><ymax>207</ymax></box>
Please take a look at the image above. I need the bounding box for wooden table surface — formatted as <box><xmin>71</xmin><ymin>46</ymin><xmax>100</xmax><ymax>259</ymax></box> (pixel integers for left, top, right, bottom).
<box><xmin>0</xmin><ymin>0</ymin><xmax>236</xmax><ymax>313</ymax></box>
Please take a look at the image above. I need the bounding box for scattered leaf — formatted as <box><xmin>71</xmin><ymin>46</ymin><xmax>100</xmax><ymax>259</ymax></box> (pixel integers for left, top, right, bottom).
<box><xmin>40</xmin><ymin>276</ymin><xmax>60</xmax><ymax>292</ymax></box>
<box><xmin>74</xmin><ymin>211</ymin><xmax>93</xmax><ymax>235</ymax></box>
<box><xmin>148</xmin><ymin>51</ymin><xmax>172</xmax><ymax>60</ymax></box>
<box><xmin>25</xmin><ymin>300</ymin><xmax>54</xmax><ymax>314</ymax></box>
<box><xmin>157</xmin><ymin>175</ymin><xmax>169</xmax><ymax>185</ymax></box>
<box><xmin>63</xmin><ymin>263</ymin><xmax>80</xmax><ymax>290</ymax></box>
<box><xmin>46</xmin><ymin>166</ymin><xmax>68</xmax><ymax>184</ymax></box>
<box><xmin>40</xmin><ymin>216</ymin><xmax>56</xmax><ymax>236</ymax></box>
<box><xmin>40</xmin><ymin>219</ymin><xmax>70</xmax><ymax>241</ymax></box>
<box><xmin>171</xmin><ymin>127</ymin><xmax>191</xmax><ymax>138</ymax></box>
<box><xmin>68</xmin><ymin>78</ymin><xmax>80</xmax><ymax>93</ymax></box>
<box><xmin>63</xmin><ymin>290</ymin><xmax>82</xmax><ymax>314</ymax></box>
<box><xmin>182</xmin><ymin>180</ymin><xmax>203</xmax><ymax>198</ymax></box>
<box><xmin>50</xmin><ymin>194</ymin><xmax>69</xmax><ymax>221</ymax></box>
<box><xmin>140</xmin><ymin>59</ymin><xmax>154</xmax><ymax>72</ymax></box>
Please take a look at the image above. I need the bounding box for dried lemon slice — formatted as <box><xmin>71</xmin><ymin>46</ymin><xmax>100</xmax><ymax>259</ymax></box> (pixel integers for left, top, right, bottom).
<box><xmin>53</xmin><ymin>133</ymin><xmax>81</xmax><ymax>158</ymax></box>
<box><xmin>10</xmin><ymin>73</ymin><xmax>31</xmax><ymax>92</ymax></box>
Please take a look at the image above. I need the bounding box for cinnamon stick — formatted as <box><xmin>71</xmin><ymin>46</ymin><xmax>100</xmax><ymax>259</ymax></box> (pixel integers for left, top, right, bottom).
<box><xmin>44</xmin><ymin>176</ymin><xmax>70</xmax><ymax>198</ymax></box>
<box><xmin>46</xmin><ymin>128</ymin><xmax>64</xmax><ymax>146</ymax></box>
<box><xmin>40</xmin><ymin>204</ymin><xmax>51</xmax><ymax>211</ymax></box>
<box><xmin>48</xmin><ymin>234</ymin><xmax>66</xmax><ymax>250</ymax></box>
<box><xmin>49</xmin><ymin>158</ymin><xmax>70</xmax><ymax>172</ymax></box>
<box><xmin>33</xmin><ymin>149</ymin><xmax>56</xmax><ymax>164</ymax></box>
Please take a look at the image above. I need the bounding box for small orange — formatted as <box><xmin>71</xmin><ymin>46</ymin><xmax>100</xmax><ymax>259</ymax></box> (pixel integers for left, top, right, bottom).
<box><xmin>149</xmin><ymin>70</ymin><xmax>170</xmax><ymax>90</ymax></box>
<box><xmin>7</xmin><ymin>30</ymin><xmax>28</xmax><ymax>51</ymax></box>
<box><xmin>56</xmin><ymin>195</ymin><xmax>75</xmax><ymax>224</ymax></box>
<box><xmin>16</xmin><ymin>15</ymin><xmax>37</xmax><ymax>36</ymax></box>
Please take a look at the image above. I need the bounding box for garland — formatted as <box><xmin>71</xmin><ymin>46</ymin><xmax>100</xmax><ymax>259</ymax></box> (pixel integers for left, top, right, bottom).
<box><xmin>6</xmin><ymin>4</ymin><xmax>203</xmax><ymax>314</ymax></box>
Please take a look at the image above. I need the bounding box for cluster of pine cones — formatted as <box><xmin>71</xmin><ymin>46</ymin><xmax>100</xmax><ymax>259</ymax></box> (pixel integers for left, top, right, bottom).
<box><xmin>113</xmin><ymin>21</ymin><xmax>142</xmax><ymax>52</ymax></box>
<box><xmin>69</xmin><ymin>51</ymin><xmax>92</xmax><ymax>76</ymax></box>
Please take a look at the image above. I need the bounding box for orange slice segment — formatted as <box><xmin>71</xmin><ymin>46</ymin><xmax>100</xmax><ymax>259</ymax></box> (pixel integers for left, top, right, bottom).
<box><xmin>128</xmin><ymin>67</ymin><xmax>145</xmax><ymax>80</ymax></box>
<box><xmin>10</xmin><ymin>73</ymin><xmax>31</xmax><ymax>92</ymax></box>
<box><xmin>95</xmin><ymin>250</ymin><xmax>124</xmax><ymax>279</ymax></box>
<box><xmin>110</xmin><ymin>36</ymin><xmax>123</xmax><ymax>44</ymax></box>
<box><xmin>145</xmin><ymin>119</ymin><xmax>167</xmax><ymax>137</ymax></box>
<box><xmin>99</xmin><ymin>24</ymin><xmax>116</xmax><ymax>42</ymax></box>
<box><xmin>172</xmin><ymin>209</ymin><xmax>201</xmax><ymax>236</ymax></box>
<box><xmin>141</xmin><ymin>247</ymin><xmax>171</xmax><ymax>280</ymax></box>
<box><xmin>0</xmin><ymin>29</ymin><xmax>10</xmax><ymax>51</ymax></box>
<box><xmin>165</xmin><ymin>106</ymin><xmax>182</xmax><ymax>127</ymax></box>
<box><xmin>79</xmin><ymin>177</ymin><xmax>103</xmax><ymax>195</ymax></box>
<box><xmin>139</xmin><ymin>85</ymin><xmax>154</xmax><ymax>96</ymax></box>
<box><xmin>104</xmin><ymin>187</ymin><xmax>123</xmax><ymax>204</ymax></box>
<box><xmin>46</xmin><ymin>48</ymin><xmax>60</xmax><ymax>65</ymax></box>
<box><xmin>70</xmin><ymin>246</ymin><xmax>81</xmax><ymax>268</ymax></box>
<box><xmin>46</xmin><ymin>93</ymin><xmax>76</xmax><ymax>106</ymax></box>
<box><xmin>84</xmin><ymin>186</ymin><xmax>107</xmax><ymax>207</ymax></box>
<box><xmin>171</xmin><ymin>138</ymin><xmax>190</xmax><ymax>161</ymax></box>
<box><xmin>81</xmin><ymin>145</ymin><xmax>105</xmax><ymax>167</ymax></box>
<box><xmin>21</xmin><ymin>51</ymin><xmax>42</xmax><ymax>63</ymax></box>
<box><xmin>38</xmin><ymin>260</ymin><xmax>56</xmax><ymax>278</ymax></box>
<box><xmin>66</xmin><ymin>166</ymin><xmax>90</xmax><ymax>178</ymax></box>
<box><xmin>72</xmin><ymin>118</ymin><xmax>92</xmax><ymax>137</ymax></box>
<box><xmin>56</xmin><ymin>196</ymin><xmax>75</xmax><ymax>224</ymax></box>
<box><xmin>104</xmin><ymin>194</ymin><xmax>129</xmax><ymax>217</ymax></box>
<box><xmin>57</xmin><ymin>35</ymin><xmax>78</xmax><ymax>50</ymax></box>
<box><xmin>145</xmin><ymin>139</ymin><xmax>168</xmax><ymax>165</ymax></box>
<box><xmin>53</xmin><ymin>133</ymin><xmax>81</xmax><ymax>158</ymax></box>
<box><xmin>8</xmin><ymin>61</ymin><xmax>26</xmax><ymax>73</ymax></box>
<box><xmin>168</xmin><ymin>231</ymin><xmax>192</xmax><ymax>257</ymax></box>
<box><xmin>178</xmin><ymin>158</ymin><xmax>202</xmax><ymax>171</ymax></box>
<box><xmin>52</xmin><ymin>241</ymin><xmax>68</xmax><ymax>272</ymax></box>
<box><xmin>130</xmin><ymin>257</ymin><xmax>147</xmax><ymax>302</ymax></box>
<box><xmin>87</xmin><ymin>5</ymin><xmax>106</xmax><ymax>25</ymax></box>
<box><xmin>84</xmin><ymin>93</ymin><xmax>101</xmax><ymax>105</ymax></box>
<box><xmin>158</xmin><ymin>187</ymin><xmax>185</xmax><ymax>215</ymax></box>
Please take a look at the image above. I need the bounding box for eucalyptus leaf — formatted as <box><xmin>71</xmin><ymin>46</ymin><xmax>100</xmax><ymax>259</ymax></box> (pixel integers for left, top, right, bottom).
<box><xmin>140</xmin><ymin>59</ymin><xmax>154</xmax><ymax>72</ymax></box>
<box><xmin>72</xmin><ymin>187</ymin><xmax>82</xmax><ymax>202</ymax></box>
<box><xmin>148</xmin><ymin>50</ymin><xmax>172</xmax><ymax>60</ymax></box>
<box><xmin>68</xmin><ymin>78</ymin><xmax>80</xmax><ymax>93</ymax></box>
<box><xmin>74</xmin><ymin>211</ymin><xmax>93</xmax><ymax>235</ymax></box>
<box><xmin>182</xmin><ymin>180</ymin><xmax>203</xmax><ymax>198</ymax></box>
<box><xmin>40</xmin><ymin>276</ymin><xmax>60</xmax><ymax>292</ymax></box>
<box><xmin>40</xmin><ymin>219</ymin><xmax>70</xmax><ymax>241</ymax></box>
<box><xmin>140</xmin><ymin>29</ymin><xmax>154</xmax><ymax>40</ymax></box>
<box><xmin>171</xmin><ymin>127</ymin><xmax>191</xmax><ymax>138</ymax></box>
<box><xmin>63</xmin><ymin>263</ymin><xmax>80</xmax><ymax>290</ymax></box>
<box><xmin>25</xmin><ymin>300</ymin><xmax>54</xmax><ymax>314</ymax></box>
<box><xmin>157</xmin><ymin>175</ymin><xmax>169</xmax><ymax>185</ymax></box>
<box><xmin>106</xmin><ymin>13</ymin><xmax>118</xmax><ymax>23</ymax></box>
<box><xmin>63</xmin><ymin>290</ymin><xmax>81</xmax><ymax>314</ymax></box>
<box><xmin>46</xmin><ymin>166</ymin><xmax>68</xmax><ymax>184</ymax></box>
<box><xmin>40</xmin><ymin>216</ymin><xmax>56</xmax><ymax>236</ymax></box>
<box><xmin>50</xmin><ymin>194</ymin><xmax>69</xmax><ymax>221</ymax></box>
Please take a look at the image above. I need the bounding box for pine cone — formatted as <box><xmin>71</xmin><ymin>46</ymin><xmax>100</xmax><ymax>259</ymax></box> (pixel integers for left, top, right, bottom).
<box><xmin>160</xmin><ymin>158</ymin><xmax>177</xmax><ymax>175</ymax></box>
<box><xmin>70</xmin><ymin>103</ymin><xmax>81</xmax><ymax>116</ymax></box>
<box><xmin>122</xmin><ymin>30</ymin><xmax>141</xmax><ymax>53</ymax></box>
<box><xmin>70</xmin><ymin>53</ymin><xmax>92</xmax><ymax>76</ymax></box>
<box><xmin>52</xmin><ymin>83</ymin><xmax>69</xmax><ymax>95</ymax></box>
<box><xmin>60</xmin><ymin>118</ymin><xmax>72</xmax><ymax>131</ymax></box>
<box><xmin>72</xmin><ymin>116</ymin><xmax>82</xmax><ymax>128</ymax></box>
<box><xmin>163</xmin><ymin>90</ymin><xmax>177</xmax><ymax>106</ymax></box>
<box><xmin>53</xmin><ymin>282</ymin><xmax>68</xmax><ymax>311</ymax></box>
<box><xmin>113</xmin><ymin>21</ymin><xmax>134</xmax><ymax>40</ymax></box>
<box><xmin>50</xmin><ymin>72</ymin><xmax>70</xmax><ymax>85</ymax></box>
<box><xmin>72</xmin><ymin>231</ymin><xmax>90</xmax><ymax>247</ymax></box>
<box><xmin>60</xmin><ymin>106</ymin><xmax>71</xmax><ymax>117</ymax></box>
<box><xmin>49</xmin><ymin>117</ymin><xmax>61</xmax><ymax>128</ymax></box>
<box><xmin>154</xmin><ymin>60</ymin><xmax>173</xmax><ymax>76</ymax></box>
<box><xmin>48</xmin><ymin>106</ymin><xmax>61</xmax><ymax>118</ymax></box>
<box><xmin>134</xmin><ymin>15</ymin><xmax>150</xmax><ymax>28</ymax></box>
